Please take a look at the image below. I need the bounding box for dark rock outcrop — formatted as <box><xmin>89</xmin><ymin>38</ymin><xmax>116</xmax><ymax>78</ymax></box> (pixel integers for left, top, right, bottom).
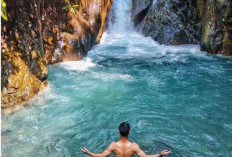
<box><xmin>1</xmin><ymin>0</ymin><xmax>113</xmax><ymax>111</ymax></box>
<box><xmin>131</xmin><ymin>0</ymin><xmax>232</xmax><ymax>55</ymax></box>
<box><xmin>132</xmin><ymin>0</ymin><xmax>201</xmax><ymax>45</ymax></box>
<box><xmin>131</xmin><ymin>0</ymin><xmax>152</xmax><ymax>28</ymax></box>
<box><xmin>199</xmin><ymin>0</ymin><xmax>232</xmax><ymax>55</ymax></box>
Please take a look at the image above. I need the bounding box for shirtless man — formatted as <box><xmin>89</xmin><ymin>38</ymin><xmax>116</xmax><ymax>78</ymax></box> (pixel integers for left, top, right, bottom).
<box><xmin>81</xmin><ymin>122</ymin><xmax>170</xmax><ymax>157</ymax></box>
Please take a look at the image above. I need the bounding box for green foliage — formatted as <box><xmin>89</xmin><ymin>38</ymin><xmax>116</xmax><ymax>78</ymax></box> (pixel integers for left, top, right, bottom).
<box><xmin>1</xmin><ymin>0</ymin><xmax>7</xmax><ymax>21</ymax></box>
<box><xmin>63</xmin><ymin>4</ymin><xmax>79</xmax><ymax>16</ymax></box>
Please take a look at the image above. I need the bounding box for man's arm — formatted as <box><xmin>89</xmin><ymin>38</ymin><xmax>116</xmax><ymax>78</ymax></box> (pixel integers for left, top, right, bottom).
<box><xmin>133</xmin><ymin>143</ymin><xmax>170</xmax><ymax>157</ymax></box>
<box><xmin>81</xmin><ymin>142</ymin><xmax>115</xmax><ymax>157</ymax></box>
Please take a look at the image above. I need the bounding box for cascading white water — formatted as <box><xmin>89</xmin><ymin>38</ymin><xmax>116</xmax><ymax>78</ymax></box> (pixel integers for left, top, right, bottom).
<box><xmin>107</xmin><ymin>0</ymin><xmax>133</xmax><ymax>33</ymax></box>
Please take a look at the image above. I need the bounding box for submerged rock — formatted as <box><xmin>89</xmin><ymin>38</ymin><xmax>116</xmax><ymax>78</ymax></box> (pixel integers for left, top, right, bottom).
<box><xmin>1</xmin><ymin>0</ymin><xmax>113</xmax><ymax>111</ymax></box>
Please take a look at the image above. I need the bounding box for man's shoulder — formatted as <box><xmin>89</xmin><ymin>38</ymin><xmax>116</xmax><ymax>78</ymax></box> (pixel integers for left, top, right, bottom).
<box><xmin>107</xmin><ymin>142</ymin><xmax>117</xmax><ymax>151</ymax></box>
<box><xmin>110</xmin><ymin>141</ymin><xmax>117</xmax><ymax>145</ymax></box>
<box><xmin>131</xmin><ymin>142</ymin><xmax>138</xmax><ymax>146</ymax></box>
<box><xmin>109</xmin><ymin>142</ymin><xmax>117</xmax><ymax>148</ymax></box>
<box><xmin>130</xmin><ymin>142</ymin><xmax>140</xmax><ymax>150</ymax></box>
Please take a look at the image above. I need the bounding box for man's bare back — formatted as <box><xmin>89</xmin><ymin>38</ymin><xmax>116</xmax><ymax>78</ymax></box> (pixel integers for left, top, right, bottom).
<box><xmin>107</xmin><ymin>139</ymin><xmax>141</xmax><ymax>157</ymax></box>
<box><xmin>81</xmin><ymin>122</ymin><xmax>170</xmax><ymax>157</ymax></box>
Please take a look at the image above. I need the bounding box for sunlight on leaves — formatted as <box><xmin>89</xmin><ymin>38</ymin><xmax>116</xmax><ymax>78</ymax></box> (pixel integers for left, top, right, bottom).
<box><xmin>1</xmin><ymin>0</ymin><xmax>7</xmax><ymax>21</ymax></box>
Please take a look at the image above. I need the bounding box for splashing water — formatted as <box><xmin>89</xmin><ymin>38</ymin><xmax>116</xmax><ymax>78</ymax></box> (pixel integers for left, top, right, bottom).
<box><xmin>2</xmin><ymin>0</ymin><xmax>232</xmax><ymax>157</ymax></box>
<box><xmin>108</xmin><ymin>0</ymin><xmax>133</xmax><ymax>33</ymax></box>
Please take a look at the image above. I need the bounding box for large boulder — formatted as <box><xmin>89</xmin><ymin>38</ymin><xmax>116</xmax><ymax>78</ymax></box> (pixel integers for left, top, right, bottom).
<box><xmin>132</xmin><ymin>0</ymin><xmax>201</xmax><ymax>45</ymax></box>
<box><xmin>131</xmin><ymin>0</ymin><xmax>152</xmax><ymax>27</ymax></box>
<box><xmin>131</xmin><ymin>0</ymin><xmax>232</xmax><ymax>55</ymax></box>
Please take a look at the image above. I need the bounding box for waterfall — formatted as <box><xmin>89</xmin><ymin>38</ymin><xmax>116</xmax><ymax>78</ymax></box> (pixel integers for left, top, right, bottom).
<box><xmin>2</xmin><ymin>1</ymin><xmax>232</xmax><ymax>157</ymax></box>
<box><xmin>107</xmin><ymin>0</ymin><xmax>133</xmax><ymax>33</ymax></box>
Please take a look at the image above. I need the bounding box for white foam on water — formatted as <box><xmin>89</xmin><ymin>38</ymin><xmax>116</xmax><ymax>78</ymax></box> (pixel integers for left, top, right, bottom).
<box><xmin>59</xmin><ymin>58</ymin><xmax>96</xmax><ymax>71</ymax></box>
<box><xmin>93</xmin><ymin>31</ymin><xmax>212</xmax><ymax>65</ymax></box>
<box><xmin>95</xmin><ymin>25</ymin><xmax>212</xmax><ymax>63</ymax></box>
<box><xmin>161</xmin><ymin>44</ymin><xmax>214</xmax><ymax>59</ymax></box>
<box><xmin>100</xmin><ymin>32</ymin><xmax>108</xmax><ymax>44</ymax></box>
<box><xmin>32</xmin><ymin>84</ymin><xmax>53</xmax><ymax>104</ymax></box>
<box><xmin>92</xmin><ymin>72</ymin><xmax>134</xmax><ymax>81</ymax></box>
<box><xmin>1</xmin><ymin>85</ymin><xmax>52</xmax><ymax>136</ymax></box>
<box><xmin>101</xmin><ymin>3</ymin><xmax>213</xmax><ymax>62</ymax></box>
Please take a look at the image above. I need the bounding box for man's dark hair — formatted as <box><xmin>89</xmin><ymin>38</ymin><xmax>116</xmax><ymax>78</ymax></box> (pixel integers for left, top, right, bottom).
<box><xmin>119</xmin><ymin>122</ymin><xmax>130</xmax><ymax>136</ymax></box>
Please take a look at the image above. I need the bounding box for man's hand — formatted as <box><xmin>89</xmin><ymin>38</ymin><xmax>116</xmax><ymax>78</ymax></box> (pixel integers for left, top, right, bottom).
<box><xmin>81</xmin><ymin>147</ymin><xmax>90</xmax><ymax>154</ymax></box>
<box><xmin>161</xmin><ymin>150</ymin><xmax>171</xmax><ymax>156</ymax></box>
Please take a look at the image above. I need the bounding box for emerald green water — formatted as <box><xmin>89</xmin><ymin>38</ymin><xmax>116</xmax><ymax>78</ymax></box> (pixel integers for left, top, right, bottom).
<box><xmin>2</xmin><ymin>32</ymin><xmax>232</xmax><ymax>157</ymax></box>
<box><xmin>1</xmin><ymin>0</ymin><xmax>232</xmax><ymax>156</ymax></box>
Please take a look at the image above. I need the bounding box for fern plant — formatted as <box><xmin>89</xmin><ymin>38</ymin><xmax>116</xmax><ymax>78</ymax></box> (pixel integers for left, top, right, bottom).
<box><xmin>63</xmin><ymin>3</ymin><xmax>79</xmax><ymax>16</ymax></box>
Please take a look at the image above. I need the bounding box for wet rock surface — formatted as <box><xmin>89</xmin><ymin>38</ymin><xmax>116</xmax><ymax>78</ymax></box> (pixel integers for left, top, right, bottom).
<box><xmin>131</xmin><ymin>0</ymin><xmax>232</xmax><ymax>55</ymax></box>
<box><xmin>199</xmin><ymin>0</ymin><xmax>232</xmax><ymax>55</ymax></box>
<box><xmin>1</xmin><ymin>0</ymin><xmax>113</xmax><ymax>110</ymax></box>
<box><xmin>43</xmin><ymin>0</ymin><xmax>113</xmax><ymax>64</ymax></box>
<box><xmin>1</xmin><ymin>0</ymin><xmax>48</xmax><ymax>111</ymax></box>
<box><xmin>131</xmin><ymin>0</ymin><xmax>152</xmax><ymax>28</ymax></box>
<box><xmin>132</xmin><ymin>0</ymin><xmax>201</xmax><ymax>45</ymax></box>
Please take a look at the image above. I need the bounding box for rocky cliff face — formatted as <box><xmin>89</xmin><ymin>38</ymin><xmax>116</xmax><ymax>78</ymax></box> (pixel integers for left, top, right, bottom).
<box><xmin>131</xmin><ymin>0</ymin><xmax>232</xmax><ymax>55</ymax></box>
<box><xmin>43</xmin><ymin>0</ymin><xmax>113</xmax><ymax>64</ymax></box>
<box><xmin>1</xmin><ymin>0</ymin><xmax>113</xmax><ymax>111</ymax></box>
<box><xmin>198</xmin><ymin>0</ymin><xmax>232</xmax><ymax>55</ymax></box>
<box><xmin>1</xmin><ymin>0</ymin><xmax>48</xmax><ymax>111</ymax></box>
<box><xmin>132</xmin><ymin>0</ymin><xmax>201</xmax><ymax>45</ymax></box>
